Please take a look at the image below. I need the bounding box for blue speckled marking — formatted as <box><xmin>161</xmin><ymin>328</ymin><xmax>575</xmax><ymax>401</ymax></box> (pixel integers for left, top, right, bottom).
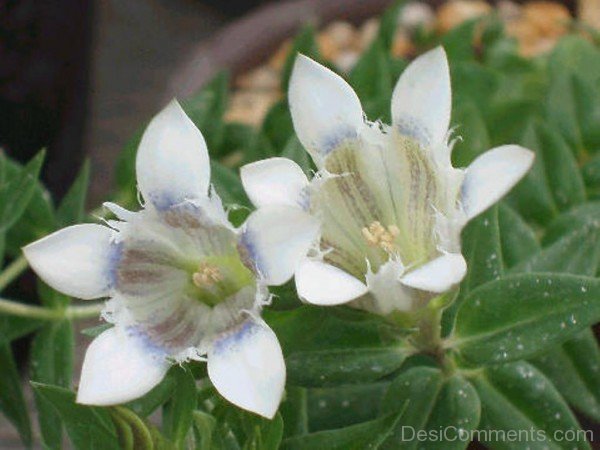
<box><xmin>239</xmin><ymin>229</ymin><xmax>264</xmax><ymax>275</ymax></box>
<box><xmin>397</xmin><ymin>116</ymin><xmax>431</xmax><ymax>147</ymax></box>
<box><xmin>126</xmin><ymin>325</ymin><xmax>169</xmax><ymax>357</ymax></box>
<box><xmin>212</xmin><ymin>320</ymin><xmax>257</xmax><ymax>355</ymax></box>
<box><xmin>107</xmin><ymin>241</ymin><xmax>124</xmax><ymax>289</ymax></box>
<box><xmin>319</xmin><ymin>126</ymin><xmax>358</xmax><ymax>156</ymax></box>
<box><xmin>150</xmin><ymin>192</ymin><xmax>178</xmax><ymax>211</ymax></box>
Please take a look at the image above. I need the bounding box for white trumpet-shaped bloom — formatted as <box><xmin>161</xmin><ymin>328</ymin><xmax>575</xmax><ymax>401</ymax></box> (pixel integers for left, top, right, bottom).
<box><xmin>241</xmin><ymin>48</ymin><xmax>534</xmax><ymax>316</ymax></box>
<box><xmin>24</xmin><ymin>101</ymin><xmax>288</xmax><ymax>419</ymax></box>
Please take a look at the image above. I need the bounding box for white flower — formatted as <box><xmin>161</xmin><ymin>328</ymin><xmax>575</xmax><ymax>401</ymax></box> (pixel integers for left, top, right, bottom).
<box><xmin>23</xmin><ymin>101</ymin><xmax>287</xmax><ymax>419</ymax></box>
<box><xmin>240</xmin><ymin>47</ymin><xmax>534</xmax><ymax>316</ymax></box>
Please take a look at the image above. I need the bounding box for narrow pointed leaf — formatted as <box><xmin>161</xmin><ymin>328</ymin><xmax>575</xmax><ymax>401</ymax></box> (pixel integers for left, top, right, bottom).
<box><xmin>497</xmin><ymin>203</ymin><xmax>540</xmax><ymax>268</ymax></box>
<box><xmin>282</xmin><ymin>411</ymin><xmax>402</xmax><ymax>450</ymax></box>
<box><xmin>0</xmin><ymin>343</ymin><xmax>32</xmax><ymax>446</ymax></box>
<box><xmin>31</xmin><ymin>383</ymin><xmax>120</xmax><ymax>450</ymax></box>
<box><xmin>471</xmin><ymin>361</ymin><xmax>591</xmax><ymax>450</ymax></box>
<box><xmin>380</xmin><ymin>368</ymin><xmax>480</xmax><ymax>450</ymax></box>
<box><xmin>30</xmin><ymin>320</ymin><xmax>74</xmax><ymax>449</ymax></box>
<box><xmin>453</xmin><ymin>273</ymin><xmax>600</xmax><ymax>365</ymax></box>
<box><xmin>57</xmin><ymin>160</ymin><xmax>91</xmax><ymax>226</ymax></box>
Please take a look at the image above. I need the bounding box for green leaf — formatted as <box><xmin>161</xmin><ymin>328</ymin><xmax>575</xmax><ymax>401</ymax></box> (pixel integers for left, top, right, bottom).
<box><xmin>262</xmin><ymin>100</ymin><xmax>294</xmax><ymax>152</ymax></box>
<box><xmin>110</xmin><ymin>410</ymin><xmax>135</xmax><ymax>450</ymax></box>
<box><xmin>443</xmin><ymin>207</ymin><xmax>503</xmax><ymax>337</ymax></box>
<box><xmin>0</xmin><ymin>150</ymin><xmax>45</xmax><ymax>232</ymax></box>
<box><xmin>280</xmin><ymin>386</ymin><xmax>308</xmax><ymax>438</ymax></box>
<box><xmin>451</xmin><ymin>102</ymin><xmax>491</xmax><ymax>167</ymax></box>
<box><xmin>183</xmin><ymin>72</ymin><xmax>230</xmax><ymax>153</ymax></box>
<box><xmin>349</xmin><ymin>38</ymin><xmax>392</xmax><ymax>121</ymax></box>
<box><xmin>533</xmin><ymin>329</ymin><xmax>600</xmax><ymax>422</ymax></box>
<box><xmin>240</xmin><ymin>412</ymin><xmax>283</xmax><ymax>450</ymax></box>
<box><xmin>548</xmin><ymin>36</ymin><xmax>600</xmax><ymax>88</ymax></box>
<box><xmin>30</xmin><ymin>320</ymin><xmax>74</xmax><ymax>449</ymax></box>
<box><xmin>110</xmin><ymin>406</ymin><xmax>157</xmax><ymax>450</ymax></box>
<box><xmin>31</xmin><ymin>383</ymin><xmax>121</xmax><ymax>450</ymax></box>
<box><xmin>243</xmin><ymin>130</ymin><xmax>277</xmax><ymax>165</ymax></box>
<box><xmin>380</xmin><ymin>367</ymin><xmax>480</xmax><ymax>449</ymax></box>
<box><xmin>125</xmin><ymin>368</ymin><xmax>177</xmax><ymax>417</ymax></box>
<box><xmin>163</xmin><ymin>366</ymin><xmax>197</xmax><ymax>448</ymax></box>
<box><xmin>511</xmin><ymin>222</ymin><xmax>600</xmax><ymax>276</ymax></box>
<box><xmin>56</xmin><ymin>160</ymin><xmax>90</xmax><ymax>226</ymax></box>
<box><xmin>0</xmin><ymin>314</ymin><xmax>43</xmax><ymax>343</ymax></box>
<box><xmin>220</xmin><ymin>122</ymin><xmax>256</xmax><ymax>159</ymax></box>
<box><xmin>287</xmin><ymin>346</ymin><xmax>408</xmax><ymax>387</ymax></box>
<box><xmin>497</xmin><ymin>203</ymin><xmax>540</xmax><ymax>268</ymax></box>
<box><xmin>535</xmin><ymin>122</ymin><xmax>586</xmax><ymax>211</ymax></box>
<box><xmin>377</xmin><ymin>0</ymin><xmax>404</xmax><ymax>50</ymax></box>
<box><xmin>114</xmin><ymin>128</ymin><xmax>143</xmax><ymax>209</ymax></box>
<box><xmin>193</xmin><ymin>410</ymin><xmax>217</xmax><ymax>450</ymax></box>
<box><xmin>282</xmin><ymin>411</ymin><xmax>402</xmax><ymax>450</ymax></box>
<box><xmin>512</xmin><ymin>203</ymin><xmax>600</xmax><ymax>423</ymax></box>
<box><xmin>582</xmin><ymin>153</ymin><xmax>600</xmax><ymax>197</ymax></box>
<box><xmin>81</xmin><ymin>323</ymin><xmax>113</xmax><ymax>338</ymax></box>
<box><xmin>570</xmin><ymin>75</ymin><xmax>600</xmax><ymax>155</ymax></box>
<box><xmin>453</xmin><ymin>63</ymin><xmax>500</xmax><ymax>114</ymax></box>
<box><xmin>484</xmin><ymin>100</ymin><xmax>539</xmax><ymax>147</ymax></box>
<box><xmin>210</xmin><ymin>161</ymin><xmax>250</xmax><ymax>207</ymax></box>
<box><xmin>266</xmin><ymin>307</ymin><xmax>409</xmax><ymax>387</ymax></box>
<box><xmin>461</xmin><ymin>207</ymin><xmax>504</xmax><ymax>293</ymax></box>
<box><xmin>0</xmin><ymin>343</ymin><xmax>32</xmax><ymax>446</ymax></box>
<box><xmin>4</xmin><ymin>166</ymin><xmax>55</xmax><ymax>255</ymax></box>
<box><xmin>542</xmin><ymin>201</ymin><xmax>600</xmax><ymax>245</ymax></box>
<box><xmin>441</xmin><ymin>20</ymin><xmax>478</xmax><ymax>61</ymax></box>
<box><xmin>507</xmin><ymin>123</ymin><xmax>559</xmax><ymax>225</ymax></box>
<box><xmin>453</xmin><ymin>273</ymin><xmax>600</xmax><ymax>365</ymax></box>
<box><xmin>471</xmin><ymin>361</ymin><xmax>591</xmax><ymax>450</ymax></box>
<box><xmin>307</xmin><ymin>383</ymin><xmax>388</xmax><ymax>432</ymax></box>
<box><xmin>281</xmin><ymin>136</ymin><xmax>313</xmax><ymax>175</ymax></box>
<box><xmin>281</xmin><ymin>26</ymin><xmax>320</xmax><ymax>92</ymax></box>
<box><xmin>37</xmin><ymin>279</ymin><xmax>70</xmax><ymax>308</ymax></box>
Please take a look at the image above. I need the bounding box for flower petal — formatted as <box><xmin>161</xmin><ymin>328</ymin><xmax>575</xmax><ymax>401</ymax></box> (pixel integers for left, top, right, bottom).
<box><xmin>364</xmin><ymin>259</ymin><xmax>414</xmax><ymax>314</ymax></box>
<box><xmin>391</xmin><ymin>46</ymin><xmax>451</xmax><ymax>149</ymax></box>
<box><xmin>23</xmin><ymin>224</ymin><xmax>116</xmax><ymax>300</ymax></box>
<box><xmin>461</xmin><ymin>145</ymin><xmax>535</xmax><ymax>220</ymax></box>
<box><xmin>136</xmin><ymin>100</ymin><xmax>210</xmax><ymax>209</ymax></box>
<box><xmin>289</xmin><ymin>55</ymin><xmax>363</xmax><ymax>164</ymax></box>
<box><xmin>400</xmin><ymin>253</ymin><xmax>466</xmax><ymax>293</ymax></box>
<box><xmin>208</xmin><ymin>319</ymin><xmax>285</xmax><ymax>419</ymax></box>
<box><xmin>241</xmin><ymin>157</ymin><xmax>309</xmax><ymax>208</ymax></box>
<box><xmin>241</xmin><ymin>206</ymin><xmax>319</xmax><ymax>285</ymax></box>
<box><xmin>77</xmin><ymin>327</ymin><xmax>170</xmax><ymax>406</ymax></box>
<box><xmin>295</xmin><ymin>258</ymin><xmax>368</xmax><ymax>305</ymax></box>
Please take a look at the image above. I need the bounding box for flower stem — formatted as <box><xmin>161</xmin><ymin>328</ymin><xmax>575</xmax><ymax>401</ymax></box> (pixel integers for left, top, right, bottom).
<box><xmin>0</xmin><ymin>255</ymin><xmax>28</xmax><ymax>292</ymax></box>
<box><xmin>0</xmin><ymin>297</ymin><xmax>103</xmax><ymax>321</ymax></box>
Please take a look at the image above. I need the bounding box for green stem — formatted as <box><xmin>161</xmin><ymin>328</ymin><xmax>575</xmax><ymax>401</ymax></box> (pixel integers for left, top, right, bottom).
<box><xmin>0</xmin><ymin>297</ymin><xmax>103</xmax><ymax>321</ymax></box>
<box><xmin>0</xmin><ymin>255</ymin><xmax>28</xmax><ymax>292</ymax></box>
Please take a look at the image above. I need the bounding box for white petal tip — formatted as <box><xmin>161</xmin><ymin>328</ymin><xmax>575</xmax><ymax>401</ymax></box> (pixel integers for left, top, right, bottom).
<box><xmin>400</xmin><ymin>253</ymin><xmax>466</xmax><ymax>293</ymax></box>
<box><xmin>208</xmin><ymin>321</ymin><xmax>285</xmax><ymax>418</ymax></box>
<box><xmin>289</xmin><ymin>55</ymin><xmax>363</xmax><ymax>161</ymax></box>
<box><xmin>23</xmin><ymin>224</ymin><xmax>115</xmax><ymax>300</ymax></box>
<box><xmin>77</xmin><ymin>328</ymin><xmax>169</xmax><ymax>406</ymax></box>
<box><xmin>240</xmin><ymin>157</ymin><xmax>308</xmax><ymax>209</ymax></box>
<box><xmin>242</xmin><ymin>206</ymin><xmax>320</xmax><ymax>286</ymax></box>
<box><xmin>136</xmin><ymin>99</ymin><xmax>210</xmax><ymax>209</ymax></box>
<box><xmin>462</xmin><ymin>145</ymin><xmax>535</xmax><ymax>220</ymax></box>
<box><xmin>392</xmin><ymin>46</ymin><xmax>450</xmax><ymax>148</ymax></box>
<box><xmin>295</xmin><ymin>259</ymin><xmax>368</xmax><ymax>305</ymax></box>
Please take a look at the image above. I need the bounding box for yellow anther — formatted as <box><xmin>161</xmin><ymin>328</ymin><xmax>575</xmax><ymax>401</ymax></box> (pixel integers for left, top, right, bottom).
<box><xmin>361</xmin><ymin>221</ymin><xmax>399</xmax><ymax>252</ymax></box>
<box><xmin>193</xmin><ymin>263</ymin><xmax>223</xmax><ymax>288</ymax></box>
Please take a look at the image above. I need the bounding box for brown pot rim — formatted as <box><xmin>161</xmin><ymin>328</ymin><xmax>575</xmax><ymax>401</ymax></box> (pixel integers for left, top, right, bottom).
<box><xmin>168</xmin><ymin>0</ymin><xmax>577</xmax><ymax>99</ymax></box>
